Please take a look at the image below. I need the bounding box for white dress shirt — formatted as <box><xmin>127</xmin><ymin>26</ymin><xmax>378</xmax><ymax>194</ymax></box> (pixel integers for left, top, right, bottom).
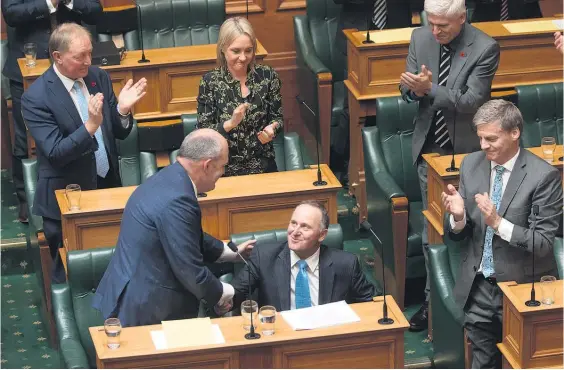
<box><xmin>450</xmin><ymin>149</ymin><xmax>520</xmax><ymax>272</ymax></box>
<box><xmin>47</xmin><ymin>0</ymin><xmax>73</xmax><ymax>12</ymax></box>
<box><xmin>290</xmin><ymin>248</ymin><xmax>320</xmax><ymax>310</ymax></box>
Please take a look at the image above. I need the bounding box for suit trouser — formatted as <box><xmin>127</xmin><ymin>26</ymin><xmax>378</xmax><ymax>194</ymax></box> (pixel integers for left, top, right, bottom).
<box><xmin>416</xmin><ymin>158</ymin><xmax>430</xmax><ymax>302</ymax></box>
<box><xmin>464</xmin><ymin>274</ymin><xmax>503</xmax><ymax>369</ymax></box>
<box><xmin>43</xmin><ymin>216</ymin><xmax>66</xmax><ymax>284</ymax></box>
<box><xmin>9</xmin><ymin>80</ymin><xmax>28</xmax><ymax>215</ymax></box>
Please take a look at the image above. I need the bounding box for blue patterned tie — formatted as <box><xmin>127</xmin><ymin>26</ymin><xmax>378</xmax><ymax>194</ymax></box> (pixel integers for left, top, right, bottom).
<box><xmin>72</xmin><ymin>81</ymin><xmax>109</xmax><ymax>178</ymax></box>
<box><xmin>295</xmin><ymin>260</ymin><xmax>312</xmax><ymax>309</ymax></box>
<box><xmin>482</xmin><ymin>165</ymin><xmax>505</xmax><ymax>278</ymax></box>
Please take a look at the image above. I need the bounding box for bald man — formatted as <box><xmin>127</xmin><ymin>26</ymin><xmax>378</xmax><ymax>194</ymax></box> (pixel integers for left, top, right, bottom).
<box><xmin>93</xmin><ymin>129</ymin><xmax>255</xmax><ymax>327</ymax></box>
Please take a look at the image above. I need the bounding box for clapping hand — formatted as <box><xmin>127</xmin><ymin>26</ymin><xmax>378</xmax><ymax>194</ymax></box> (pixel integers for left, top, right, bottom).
<box><xmin>441</xmin><ymin>184</ymin><xmax>465</xmax><ymax>221</ymax></box>
<box><xmin>400</xmin><ymin>65</ymin><xmax>433</xmax><ymax>97</ymax></box>
<box><xmin>554</xmin><ymin>32</ymin><xmax>563</xmax><ymax>54</ymax></box>
<box><xmin>117</xmin><ymin>78</ymin><xmax>148</xmax><ymax>114</ymax></box>
<box><xmin>475</xmin><ymin>192</ymin><xmax>501</xmax><ymax>230</ymax></box>
<box><xmin>258</xmin><ymin>123</ymin><xmax>277</xmax><ymax>144</ymax></box>
<box><xmin>85</xmin><ymin>93</ymin><xmax>104</xmax><ymax>135</ymax></box>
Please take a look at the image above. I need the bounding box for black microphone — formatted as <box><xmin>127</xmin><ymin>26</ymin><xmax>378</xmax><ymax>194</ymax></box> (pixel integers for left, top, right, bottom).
<box><xmin>135</xmin><ymin>3</ymin><xmax>150</xmax><ymax>63</ymax></box>
<box><xmin>362</xmin><ymin>1</ymin><xmax>374</xmax><ymax>44</ymax></box>
<box><xmin>227</xmin><ymin>241</ymin><xmax>261</xmax><ymax>339</ymax></box>
<box><xmin>245</xmin><ymin>0</ymin><xmax>249</xmax><ymax>19</ymax></box>
<box><xmin>525</xmin><ymin>205</ymin><xmax>541</xmax><ymax>307</ymax></box>
<box><xmin>360</xmin><ymin>220</ymin><xmax>394</xmax><ymax>325</ymax></box>
<box><xmin>295</xmin><ymin>95</ymin><xmax>327</xmax><ymax>187</ymax></box>
<box><xmin>446</xmin><ymin>85</ymin><xmax>469</xmax><ymax>172</ymax></box>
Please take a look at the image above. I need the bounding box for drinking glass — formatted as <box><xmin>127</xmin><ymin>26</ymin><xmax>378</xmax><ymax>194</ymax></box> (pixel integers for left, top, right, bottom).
<box><xmin>540</xmin><ymin>275</ymin><xmax>557</xmax><ymax>305</ymax></box>
<box><xmin>23</xmin><ymin>43</ymin><xmax>37</xmax><ymax>67</ymax></box>
<box><xmin>104</xmin><ymin>318</ymin><xmax>122</xmax><ymax>349</ymax></box>
<box><xmin>259</xmin><ymin>305</ymin><xmax>276</xmax><ymax>336</ymax></box>
<box><xmin>65</xmin><ymin>184</ymin><xmax>81</xmax><ymax>211</ymax></box>
<box><xmin>541</xmin><ymin>137</ymin><xmax>557</xmax><ymax>163</ymax></box>
<box><xmin>241</xmin><ymin>300</ymin><xmax>258</xmax><ymax>332</ymax></box>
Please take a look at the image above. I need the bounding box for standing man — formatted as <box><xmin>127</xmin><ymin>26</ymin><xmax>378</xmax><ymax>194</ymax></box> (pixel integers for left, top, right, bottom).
<box><xmin>470</xmin><ymin>0</ymin><xmax>542</xmax><ymax>23</ymax></box>
<box><xmin>2</xmin><ymin>0</ymin><xmax>102</xmax><ymax>223</ymax></box>
<box><xmin>93</xmin><ymin>129</ymin><xmax>256</xmax><ymax>327</ymax></box>
<box><xmin>442</xmin><ymin>99</ymin><xmax>561</xmax><ymax>368</ymax></box>
<box><xmin>399</xmin><ymin>0</ymin><xmax>500</xmax><ymax>332</ymax></box>
<box><xmin>22</xmin><ymin>23</ymin><xmax>147</xmax><ymax>283</ymax></box>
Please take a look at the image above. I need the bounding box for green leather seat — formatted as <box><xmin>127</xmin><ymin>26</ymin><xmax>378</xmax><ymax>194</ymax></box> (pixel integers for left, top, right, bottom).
<box><xmin>116</xmin><ymin>121</ymin><xmax>157</xmax><ymax>186</ymax></box>
<box><xmin>293</xmin><ymin>0</ymin><xmax>346</xmax><ymax>163</ymax></box>
<box><xmin>515</xmin><ymin>83</ymin><xmax>563</xmax><ymax>147</ymax></box>
<box><xmin>362</xmin><ymin>96</ymin><xmax>423</xmax><ymax>310</ymax></box>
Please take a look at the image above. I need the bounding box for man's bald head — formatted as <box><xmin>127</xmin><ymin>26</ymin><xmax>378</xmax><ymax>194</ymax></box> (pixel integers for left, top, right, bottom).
<box><xmin>177</xmin><ymin>128</ymin><xmax>227</xmax><ymax>162</ymax></box>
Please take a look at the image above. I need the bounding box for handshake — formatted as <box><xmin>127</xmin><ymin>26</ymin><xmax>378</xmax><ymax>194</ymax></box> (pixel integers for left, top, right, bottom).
<box><xmin>214</xmin><ymin>298</ymin><xmax>233</xmax><ymax>316</ymax></box>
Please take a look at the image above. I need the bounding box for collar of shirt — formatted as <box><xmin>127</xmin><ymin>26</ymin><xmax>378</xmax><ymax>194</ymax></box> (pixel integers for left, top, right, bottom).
<box><xmin>53</xmin><ymin>64</ymin><xmax>85</xmax><ymax>93</ymax></box>
<box><xmin>290</xmin><ymin>247</ymin><xmax>320</xmax><ymax>273</ymax></box>
<box><xmin>189</xmin><ymin>177</ymin><xmax>198</xmax><ymax>197</ymax></box>
<box><xmin>491</xmin><ymin>148</ymin><xmax>520</xmax><ymax>173</ymax></box>
<box><xmin>221</xmin><ymin>66</ymin><xmax>255</xmax><ymax>85</ymax></box>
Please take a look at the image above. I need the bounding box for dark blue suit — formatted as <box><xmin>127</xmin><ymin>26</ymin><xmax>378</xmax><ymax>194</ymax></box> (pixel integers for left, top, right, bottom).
<box><xmin>92</xmin><ymin>162</ymin><xmax>226</xmax><ymax>327</ymax></box>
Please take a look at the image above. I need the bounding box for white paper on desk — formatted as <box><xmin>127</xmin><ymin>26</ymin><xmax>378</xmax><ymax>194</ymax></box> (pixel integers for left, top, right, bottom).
<box><xmin>280</xmin><ymin>300</ymin><xmax>360</xmax><ymax>330</ymax></box>
<box><xmin>150</xmin><ymin>324</ymin><xmax>225</xmax><ymax>350</ymax></box>
<box><xmin>554</xmin><ymin>20</ymin><xmax>564</xmax><ymax>30</ymax></box>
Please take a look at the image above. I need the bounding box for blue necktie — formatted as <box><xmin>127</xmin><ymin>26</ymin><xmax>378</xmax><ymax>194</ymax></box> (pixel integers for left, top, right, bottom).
<box><xmin>482</xmin><ymin>165</ymin><xmax>505</xmax><ymax>278</ymax></box>
<box><xmin>72</xmin><ymin>81</ymin><xmax>109</xmax><ymax>178</ymax></box>
<box><xmin>295</xmin><ymin>260</ymin><xmax>311</xmax><ymax>309</ymax></box>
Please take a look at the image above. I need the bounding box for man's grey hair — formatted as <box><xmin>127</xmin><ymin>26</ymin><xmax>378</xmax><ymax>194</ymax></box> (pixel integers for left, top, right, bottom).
<box><xmin>49</xmin><ymin>23</ymin><xmax>92</xmax><ymax>57</ymax></box>
<box><xmin>177</xmin><ymin>130</ymin><xmax>223</xmax><ymax>161</ymax></box>
<box><xmin>424</xmin><ymin>0</ymin><xmax>466</xmax><ymax>18</ymax></box>
<box><xmin>298</xmin><ymin>201</ymin><xmax>329</xmax><ymax>231</ymax></box>
<box><xmin>473</xmin><ymin>99</ymin><xmax>524</xmax><ymax>133</ymax></box>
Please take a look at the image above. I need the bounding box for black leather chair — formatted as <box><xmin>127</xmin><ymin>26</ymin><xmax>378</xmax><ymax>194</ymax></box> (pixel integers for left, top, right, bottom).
<box><xmin>515</xmin><ymin>83</ymin><xmax>563</xmax><ymax>147</ymax></box>
<box><xmin>293</xmin><ymin>0</ymin><xmax>346</xmax><ymax>166</ymax></box>
<box><xmin>361</xmin><ymin>96</ymin><xmax>422</xmax><ymax>311</ymax></box>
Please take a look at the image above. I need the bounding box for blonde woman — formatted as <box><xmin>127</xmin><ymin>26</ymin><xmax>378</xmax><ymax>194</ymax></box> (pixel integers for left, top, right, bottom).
<box><xmin>197</xmin><ymin>17</ymin><xmax>284</xmax><ymax>176</ymax></box>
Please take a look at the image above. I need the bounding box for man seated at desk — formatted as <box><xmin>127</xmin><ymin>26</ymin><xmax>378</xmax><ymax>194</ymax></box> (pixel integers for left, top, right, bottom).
<box><xmin>231</xmin><ymin>201</ymin><xmax>375</xmax><ymax>311</ymax></box>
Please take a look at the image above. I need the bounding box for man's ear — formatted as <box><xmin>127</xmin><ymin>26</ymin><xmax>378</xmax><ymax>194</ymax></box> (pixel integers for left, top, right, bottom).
<box><xmin>202</xmin><ymin>158</ymin><xmax>213</xmax><ymax>172</ymax></box>
<box><xmin>318</xmin><ymin>228</ymin><xmax>328</xmax><ymax>243</ymax></box>
<box><xmin>52</xmin><ymin>51</ymin><xmax>62</xmax><ymax>65</ymax></box>
<box><xmin>511</xmin><ymin>128</ymin><xmax>521</xmax><ymax>142</ymax></box>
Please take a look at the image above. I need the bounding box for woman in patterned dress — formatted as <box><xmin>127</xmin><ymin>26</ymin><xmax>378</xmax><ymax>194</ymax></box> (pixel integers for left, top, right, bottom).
<box><xmin>197</xmin><ymin>17</ymin><xmax>284</xmax><ymax>177</ymax></box>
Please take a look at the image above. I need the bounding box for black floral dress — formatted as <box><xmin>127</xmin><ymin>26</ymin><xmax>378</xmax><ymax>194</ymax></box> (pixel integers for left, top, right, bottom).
<box><xmin>197</xmin><ymin>64</ymin><xmax>284</xmax><ymax>177</ymax></box>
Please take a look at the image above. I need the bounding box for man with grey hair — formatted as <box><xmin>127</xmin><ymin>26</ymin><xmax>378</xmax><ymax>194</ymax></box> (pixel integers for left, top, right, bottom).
<box><xmin>399</xmin><ymin>0</ymin><xmax>500</xmax><ymax>331</ymax></box>
<box><xmin>442</xmin><ymin>99</ymin><xmax>561</xmax><ymax>368</ymax></box>
<box><xmin>93</xmin><ymin>129</ymin><xmax>256</xmax><ymax>326</ymax></box>
<box><xmin>232</xmin><ymin>200</ymin><xmax>374</xmax><ymax>311</ymax></box>
<box><xmin>21</xmin><ymin>23</ymin><xmax>147</xmax><ymax>283</ymax></box>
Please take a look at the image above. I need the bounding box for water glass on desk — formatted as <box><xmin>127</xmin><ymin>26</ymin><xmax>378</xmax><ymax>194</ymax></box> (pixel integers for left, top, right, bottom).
<box><xmin>104</xmin><ymin>318</ymin><xmax>122</xmax><ymax>349</ymax></box>
<box><xmin>241</xmin><ymin>300</ymin><xmax>258</xmax><ymax>331</ymax></box>
<box><xmin>65</xmin><ymin>184</ymin><xmax>81</xmax><ymax>211</ymax></box>
<box><xmin>259</xmin><ymin>305</ymin><xmax>276</xmax><ymax>336</ymax></box>
<box><xmin>23</xmin><ymin>43</ymin><xmax>37</xmax><ymax>67</ymax></box>
<box><xmin>540</xmin><ymin>275</ymin><xmax>556</xmax><ymax>305</ymax></box>
<box><xmin>541</xmin><ymin>137</ymin><xmax>557</xmax><ymax>163</ymax></box>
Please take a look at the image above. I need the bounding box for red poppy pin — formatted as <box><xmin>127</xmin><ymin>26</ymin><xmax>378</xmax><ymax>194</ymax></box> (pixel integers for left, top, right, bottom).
<box><xmin>91</xmin><ymin>81</ymin><xmax>96</xmax><ymax>87</ymax></box>
<box><xmin>460</xmin><ymin>52</ymin><xmax>466</xmax><ymax>57</ymax></box>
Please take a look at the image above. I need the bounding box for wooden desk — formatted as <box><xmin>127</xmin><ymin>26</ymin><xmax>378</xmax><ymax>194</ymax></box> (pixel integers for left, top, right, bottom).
<box><xmin>56</xmin><ymin>164</ymin><xmax>341</xmax><ymax>252</ymax></box>
<box><xmin>422</xmin><ymin>146</ymin><xmax>563</xmax><ymax>244</ymax></box>
<box><xmin>344</xmin><ymin>17</ymin><xmax>563</xmax><ymax>222</ymax></box>
<box><xmin>90</xmin><ymin>298</ymin><xmax>409</xmax><ymax>369</ymax></box>
<box><xmin>497</xmin><ymin>280</ymin><xmax>563</xmax><ymax>369</ymax></box>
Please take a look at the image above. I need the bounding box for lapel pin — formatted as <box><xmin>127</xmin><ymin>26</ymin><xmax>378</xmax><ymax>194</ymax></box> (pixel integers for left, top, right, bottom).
<box><xmin>91</xmin><ymin>81</ymin><xmax>96</xmax><ymax>87</ymax></box>
<box><xmin>460</xmin><ymin>52</ymin><xmax>466</xmax><ymax>57</ymax></box>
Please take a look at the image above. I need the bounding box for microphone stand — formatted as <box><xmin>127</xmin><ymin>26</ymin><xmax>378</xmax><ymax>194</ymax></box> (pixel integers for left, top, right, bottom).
<box><xmin>135</xmin><ymin>3</ymin><xmax>150</xmax><ymax>63</ymax></box>
<box><xmin>362</xmin><ymin>1</ymin><xmax>374</xmax><ymax>44</ymax></box>
<box><xmin>525</xmin><ymin>205</ymin><xmax>541</xmax><ymax>307</ymax></box>
<box><xmin>360</xmin><ymin>221</ymin><xmax>394</xmax><ymax>325</ymax></box>
<box><xmin>446</xmin><ymin>85</ymin><xmax>468</xmax><ymax>172</ymax></box>
<box><xmin>295</xmin><ymin>95</ymin><xmax>327</xmax><ymax>186</ymax></box>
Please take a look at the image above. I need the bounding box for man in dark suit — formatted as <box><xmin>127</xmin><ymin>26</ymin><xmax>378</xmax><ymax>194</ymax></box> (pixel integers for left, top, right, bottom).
<box><xmin>442</xmin><ymin>99</ymin><xmax>561</xmax><ymax>368</ymax></box>
<box><xmin>93</xmin><ymin>129</ymin><xmax>256</xmax><ymax>327</ymax></box>
<box><xmin>399</xmin><ymin>0</ymin><xmax>500</xmax><ymax>332</ymax></box>
<box><xmin>2</xmin><ymin>0</ymin><xmax>102</xmax><ymax>223</ymax></box>
<box><xmin>470</xmin><ymin>0</ymin><xmax>542</xmax><ymax>22</ymax></box>
<box><xmin>232</xmin><ymin>201</ymin><xmax>374</xmax><ymax>311</ymax></box>
<box><xmin>21</xmin><ymin>23</ymin><xmax>147</xmax><ymax>282</ymax></box>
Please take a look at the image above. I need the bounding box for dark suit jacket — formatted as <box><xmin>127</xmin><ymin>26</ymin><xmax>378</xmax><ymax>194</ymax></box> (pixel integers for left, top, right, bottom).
<box><xmin>232</xmin><ymin>242</ymin><xmax>374</xmax><ymax>311</ymax></box>
<box><xmin>470</xmin><ymin>0</ymin><xmax>542</xmax><ymax>23</ymax></box>
<box><xmin>92</xmin><ymin>162</ymin><xmax>226</xmax><ymax>327</ymax></box>
<box><xmin>21</xmin><ymin>65</ymin><xmax>132</xmax><ymax>220</ymax></box>
<box><xmin>1</xmin><ymin>0</ymin><xmax>102</xmax><ymax>82</ymax></box>
<box><xmin>400</xmin><ymin>23</ymin><xmax>500</xmax><ymax>163</ymax></box>
<box><xmin>448</xmin><ymin>150</ymin><xmax>561</xmax><ymax>309</ymax></box>
<box><xmin>334</xmin><ymin>0</ymin><xmax>412</xmax><ymax>56</ymax></box>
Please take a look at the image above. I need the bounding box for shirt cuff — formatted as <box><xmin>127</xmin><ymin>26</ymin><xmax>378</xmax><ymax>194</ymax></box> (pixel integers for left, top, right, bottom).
<box><xmin>218</xmin><ymin>282</ymin><xmax>235</xmax><ymax>306</ymax></box>
<box><xmin>65</xmin><ymin>0</ymin><xmax>73</xmax><ymax>9</ymax></box>
<box><xmin>216</xmin><ymin>242</ymin><xmax>238</xmax><ymax>263</ymax></box>
<box><xmin>450</xmin><ymin>213</ymin><xmax>466</xmax><ymax>233</ymax></box>
<box><xmin>46</xmin><ymin>0</ymin><xmax>56</xmax><ymax>13</ymax></box>
<box><xmin>495</xmin><ymin>218</ymin><xmax>514</xmax><ymax>242</ymax></box>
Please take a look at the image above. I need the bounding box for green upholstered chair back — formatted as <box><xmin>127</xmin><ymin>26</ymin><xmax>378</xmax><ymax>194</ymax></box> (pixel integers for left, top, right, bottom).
<box><xmin>555</xmin><ymin>237</ymin><xmax>564</xmax><ymax>279</ymax></box>
<box><xmin>116</xmin><ymin>121</ymin><xmax>157</xmax><ymax>185</ymax></box>
<box><xmin>367</xmin><ymin>96</ymin><xmax>421</xmax><ymax>202</ymax></box>
<box><xmin>22</xmin><ymin>158</ymin><xmax>44</xmax><ymax>230</ymax></box>
<box><xmin>516</xmin><ymin>83</ymin><xmax>563</xmax><ymax>147</ymax></box>
<box><xmin>135</xmin><ymin>0</ymin><xmax>225</xmax><ymax>49</ymax></box>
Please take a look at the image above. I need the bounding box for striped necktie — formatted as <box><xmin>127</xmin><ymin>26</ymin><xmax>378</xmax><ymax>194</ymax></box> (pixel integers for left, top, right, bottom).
<box><xmin>295</xmin><ymin>260</ymin><xmax>312</xmax><ymax>309</ymax></box>
<box><xmin>500</xmin><ymin>0</ymin><xmax>509</xmax><ymax>21</ymax></box>
<box><xmin>434</xmin><ymin>45</ymin><xmax>452</xmax><ymax>148</ymax></box>
<box><xmin>373</xmin><ymin>0</ymin><xmax>387</xmax><ymax>30</ymax></box>
<box><xmin>481</xmin><ymin>165</ymin><xmax>505</xmax><ymax>278</ymax></box>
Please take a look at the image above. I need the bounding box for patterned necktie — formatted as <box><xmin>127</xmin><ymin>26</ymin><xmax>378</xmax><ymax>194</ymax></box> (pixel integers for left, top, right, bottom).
<box><xmin>500</xmin><ymin>0</ymin><xmax>509</xmax><ymax>21</ymax></box>
<box><xmin>434</xmin><ymin>45</ymin><xmax>452</xmax><ymax>148</ymax></box>
<box><xmin>295</xmin><ymin>260</ymin><xmax>312</xmax><ymax>309</ymax></box>
<box><xmin>373</xmin><ymin>0</ymin><xmax>387</xmax><ymax>30</ymax></box>
<box><xmin>482</xmin><ymin>165</ymin><xmax>505</xmax><ymax>278</ymax></box>
<box><xmin>72</xmin><ymin>81</ymin><xmax>110</xmax><ymax>178</ymax></box>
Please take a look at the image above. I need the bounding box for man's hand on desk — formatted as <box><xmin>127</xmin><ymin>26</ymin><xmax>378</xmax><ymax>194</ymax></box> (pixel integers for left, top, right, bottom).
<box><xmin>118</xmin><ymin>78</ymin><xmax>148</xmax><ymax>114</ymax></box>
<box><xmin>400</xmin><ymin>65</ymin><xmax>432</xmax><ymax>97</ymax></box>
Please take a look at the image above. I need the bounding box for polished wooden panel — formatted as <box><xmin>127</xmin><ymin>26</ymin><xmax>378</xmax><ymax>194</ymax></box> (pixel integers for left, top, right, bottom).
<box><xmin>91</xmin><ymin>299</ymin><xmax>409</xmax><ymax>369</ymax></box>
<box><xmin>497</xmin><ymin>280</ymin><xmax>564</xmax><ymax>369</ymax></box>
<box><xmin>345</xmin><ymin>17</ymin><xmax>564</xmax><ymax>222</ymax></box>
<box><xmin>422</xmin><ymin>146</ymin><xmax>563</xmax><ymax>244</ymax></box>
<box><xmin>56</xmin><ymin>165</ymin><xmax>340</xmax><ymax>251</ymax></box>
